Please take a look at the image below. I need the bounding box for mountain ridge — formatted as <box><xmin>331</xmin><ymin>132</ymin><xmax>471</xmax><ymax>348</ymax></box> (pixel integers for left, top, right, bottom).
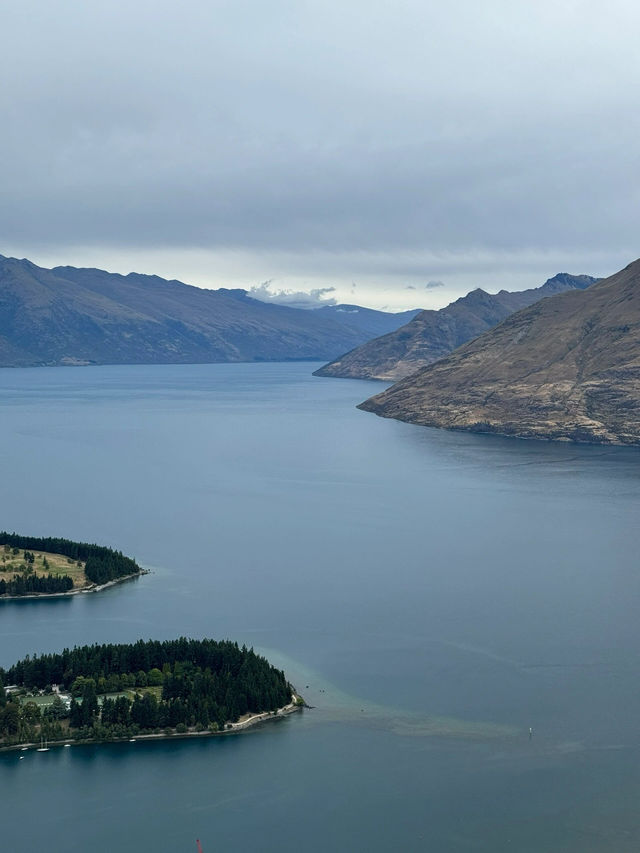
<box><xmin>0</xmin><ymin>255</ymin><xmax>418</xmax><ymax>367</ymax></box>
<box><xmin>358</xmin><ymin>259</ymin><xmax>640</xmax><ymax>446</ymax></box>
<box><xmin>314</xmin><ymin>273</ymin><xmax>598</xmax><ymax>381</ymax></box>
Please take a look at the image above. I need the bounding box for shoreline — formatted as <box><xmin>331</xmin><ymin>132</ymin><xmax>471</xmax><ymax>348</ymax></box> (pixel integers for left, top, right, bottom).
<box><xmin>0</xmin><ymin>694</ymin><xmax>303</xmax><ymax>754</ymax></box>
<box><xmin>0</xmin><ymin>570</ymin><xmax>149</xmax><ymax>602</ymax></box>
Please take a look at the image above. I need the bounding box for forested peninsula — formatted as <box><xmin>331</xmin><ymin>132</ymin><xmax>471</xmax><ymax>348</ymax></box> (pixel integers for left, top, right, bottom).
<box><xmin>0</xmin><ymin>638</ymin><xmax>300</xmax><ymax>749</ymax></box>
<box><xmin>0</xmin><ymin>532</ymin><xmax>143</xmax><ymax>597</ymax></box>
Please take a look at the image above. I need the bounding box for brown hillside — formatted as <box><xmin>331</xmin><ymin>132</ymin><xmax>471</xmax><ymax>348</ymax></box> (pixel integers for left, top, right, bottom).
<box><xmin>359</xmin><ymin>260</ymin><xmax>640</xmax><ymax>445</ymax></box>
<box><xmin>314</xmin><ymin>274</ymin><xmax>596</xmax><ymax>381</ymax></box>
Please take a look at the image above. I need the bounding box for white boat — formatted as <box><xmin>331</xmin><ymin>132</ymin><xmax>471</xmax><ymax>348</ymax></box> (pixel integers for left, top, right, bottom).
<box><xmin>36</xmin><ymin>737</ymin><xmax>49</xmax><ymax>752</ymax></box>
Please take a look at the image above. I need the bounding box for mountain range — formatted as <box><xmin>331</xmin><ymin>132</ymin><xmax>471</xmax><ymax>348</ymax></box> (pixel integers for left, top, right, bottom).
<box><xmin>0</xmin><ymin>256</ymin><xmax>418</xmax><ymax>367</ymax></box>
<box><xmin>359</xmin><ymin>259</ymin><xmax>640</xmax><ymax>445</ymax></box>
<box><xmin>314</xmin><ymin>273</ymin><xmax>598</xmax><ymax>380</ymax></box>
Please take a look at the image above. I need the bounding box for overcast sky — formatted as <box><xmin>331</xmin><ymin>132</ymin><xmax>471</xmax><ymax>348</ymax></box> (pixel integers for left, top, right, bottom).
<box><xmin>2</xmin><ymin>0</ymin><xmax>639</xmax><ymax>310</ymax></box>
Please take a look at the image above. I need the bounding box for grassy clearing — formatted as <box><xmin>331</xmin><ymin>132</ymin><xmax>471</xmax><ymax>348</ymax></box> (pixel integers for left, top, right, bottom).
<box><xmin>126</xmin><ymin>686</ymin><xmax>163</xmax><ymax>700</ymax></box>
<box><xmin>0</xmin><ymin>547</ymin><xmax>87</xmax><ymax>588</ymax></box>
<box><xmin>18</xmin><ymin>693</ymin><xmax>68</xmax><ymax>708</ymax></box>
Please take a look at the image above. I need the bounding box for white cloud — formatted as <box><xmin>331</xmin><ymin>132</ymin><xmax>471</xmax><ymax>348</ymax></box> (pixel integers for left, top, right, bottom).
<box><xmin>249</xmin><ymin>281</ymin><xmax>337</xmax><ymax>309</ymax></box>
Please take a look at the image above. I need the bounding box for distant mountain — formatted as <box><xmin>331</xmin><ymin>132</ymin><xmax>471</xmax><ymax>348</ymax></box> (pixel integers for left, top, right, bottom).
<box><xmin>312</xmin><ymin>303</ymin><xmax>419</xmax><ymax>340</ymax></box>
<box><xmin>359</xmin><ymin>259</ymin><xmax>640</xmax><ymax>445</ymax></box>
<box><xmin>0</xmin><ymin>256</ymin><xmax>419</xmax><ymax>367</ymax></box>
<box><xmin>314</xmin><ymin>273</ymin><xmax>598</xmax><ymax>380</ymax></box>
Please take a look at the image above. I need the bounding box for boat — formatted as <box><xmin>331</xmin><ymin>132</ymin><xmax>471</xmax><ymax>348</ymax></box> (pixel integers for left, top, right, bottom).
<box><xmin>36</xmin><ymin>737</ymin><xmax>49</xmax><ymax>752</ymax></box>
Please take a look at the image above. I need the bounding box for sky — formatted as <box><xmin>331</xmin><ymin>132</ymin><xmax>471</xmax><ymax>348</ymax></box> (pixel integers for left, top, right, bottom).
<box><xmin>2</xmin><ymin>0</ymin><xmax>639</xmax><ymax>311</ymax></box>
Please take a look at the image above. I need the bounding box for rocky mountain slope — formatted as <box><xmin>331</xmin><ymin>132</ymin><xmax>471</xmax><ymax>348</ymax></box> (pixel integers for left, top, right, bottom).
<box><xmin>358</xmin><ymin>260</ymin><xmax>640</xmax><ymax>445</ymax></box>
<box><xmin>0</xmin><ymin>256</ymin><xmax>418</xmax><ymax>367</ymax></box>
<box><xmin>314</xmin><ymin>274</ymin><xmax>597</xmax><ymax>381</ymax></box>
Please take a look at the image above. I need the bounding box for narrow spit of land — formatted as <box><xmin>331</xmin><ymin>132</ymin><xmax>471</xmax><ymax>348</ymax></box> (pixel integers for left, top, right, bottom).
<box><xmin>0</xmin><ymin>533</ymin><xmax>144</xmax><ymax>599</ymax></box>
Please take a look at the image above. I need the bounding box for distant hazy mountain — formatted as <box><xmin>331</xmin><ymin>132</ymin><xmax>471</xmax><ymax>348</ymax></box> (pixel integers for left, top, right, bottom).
<box><xmin>359</xmin><ymin>259</ymin><xmax>640</xmax><ymax>445</ymax></box>
<box><xmin>0</xmin><ymin>256</ymin><xmax>419</xmax><ymax>367</ymax></box>
<box><xmin>312</xmin><ymin>303</ymin><xmax>419</xmax><ymax>340</ymax></box>
<box><xmin>314</xmin><ymin>273</ymin><xmax>598</xmax><ymax>381</ymax></box>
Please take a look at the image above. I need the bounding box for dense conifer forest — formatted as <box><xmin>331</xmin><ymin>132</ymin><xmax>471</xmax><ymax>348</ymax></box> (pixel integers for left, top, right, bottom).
<box><xmin>0</xmin><ymin>532</ymin><xmax>141</xmax><ymax>590</ymax></box>
<box><xmin>0</xmin><ymin>573</ymin><xmax>74</xmax><ymax>595</ymax></box>
<box><xmin>0</xmin><ymin>639</ymin><xmax>294</xmax><ymax>745</ymax></box>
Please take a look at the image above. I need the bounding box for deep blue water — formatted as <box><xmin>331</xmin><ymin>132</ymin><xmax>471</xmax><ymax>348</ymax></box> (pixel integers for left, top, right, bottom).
<box><xmin>1</xmin><ymin>362</ymin><xmax>640</xmax><ymax>852</ymax></box>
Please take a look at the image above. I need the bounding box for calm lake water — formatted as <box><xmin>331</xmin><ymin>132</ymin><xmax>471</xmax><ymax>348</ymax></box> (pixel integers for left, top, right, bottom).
<box><xmin>1</xmin><ymin>362</ymin><xmax>640</xmax><ymax>852</ymax></box>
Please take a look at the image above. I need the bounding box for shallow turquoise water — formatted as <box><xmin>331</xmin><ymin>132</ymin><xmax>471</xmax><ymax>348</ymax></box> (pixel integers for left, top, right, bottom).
<box><xmin>1</xmin><ymin>362</ymin><xmax>640</xmax><ymax>851</ymax></box>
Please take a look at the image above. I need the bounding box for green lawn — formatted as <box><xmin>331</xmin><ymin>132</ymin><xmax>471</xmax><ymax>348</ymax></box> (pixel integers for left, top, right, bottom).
<box><xmin>0</xmin><ymin>547</ymin><xmax>88</xmax><ymax>588</ymax></box>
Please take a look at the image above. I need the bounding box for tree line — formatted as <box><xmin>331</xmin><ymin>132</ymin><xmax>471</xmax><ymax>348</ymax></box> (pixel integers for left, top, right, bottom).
<box><xmin>0</xmin><ymin>573</ymin><xmax>74</xmax><ymax>595</ymax></box>
<box><xmin>0</xmin><ymin>638</ymin><xmax>293</xmax><ymax>744</ymax></box>
<box><xmin>0</xmin><ymin>532</ymin><xmax>141</xmax><ymax>586</ymax></box>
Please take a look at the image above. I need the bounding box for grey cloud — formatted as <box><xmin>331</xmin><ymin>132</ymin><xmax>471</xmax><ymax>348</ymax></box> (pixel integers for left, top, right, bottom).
<box><xmin>425</xmin><ymin>281</ymin><xmax>445</xmax><ymax>289</ymax></box>
<box><xmin>1</xmin><ymin>1</ymin><xmax>639</xmax><ymax>297</ymax></box>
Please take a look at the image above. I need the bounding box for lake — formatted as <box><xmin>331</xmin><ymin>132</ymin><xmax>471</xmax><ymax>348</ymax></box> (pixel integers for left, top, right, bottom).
<box><xmin>1</xmin><ymin>362</ymin><xmax>640</xmax><ymax>852</ymax></box>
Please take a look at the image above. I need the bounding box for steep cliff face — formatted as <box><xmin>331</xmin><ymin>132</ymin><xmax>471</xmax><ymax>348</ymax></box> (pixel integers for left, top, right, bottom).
<box><xmin>314</xmin><ymin>274</ymin><xmax>597</xmax><ymax>381</ymax></box>
<box><xmin>359</xmin><ymin>260</ymin><xmax>640</xmax><ymax>446</ymax></box>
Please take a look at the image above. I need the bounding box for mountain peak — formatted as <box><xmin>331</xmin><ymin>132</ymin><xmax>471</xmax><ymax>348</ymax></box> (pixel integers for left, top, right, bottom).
<box><xmin>540</xmin><ymin>272</ymin><xmax>599</xmax><ymax>292</ymax></box>
<box><xmin>359</xmin><ymin>259</ymin><xmax>640</xmax><ymax>445</ymax></box>
<box><xmin>314</xmin><ymin>272</ymin><xmax>597</xmax><ymax>381</ymax></box>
